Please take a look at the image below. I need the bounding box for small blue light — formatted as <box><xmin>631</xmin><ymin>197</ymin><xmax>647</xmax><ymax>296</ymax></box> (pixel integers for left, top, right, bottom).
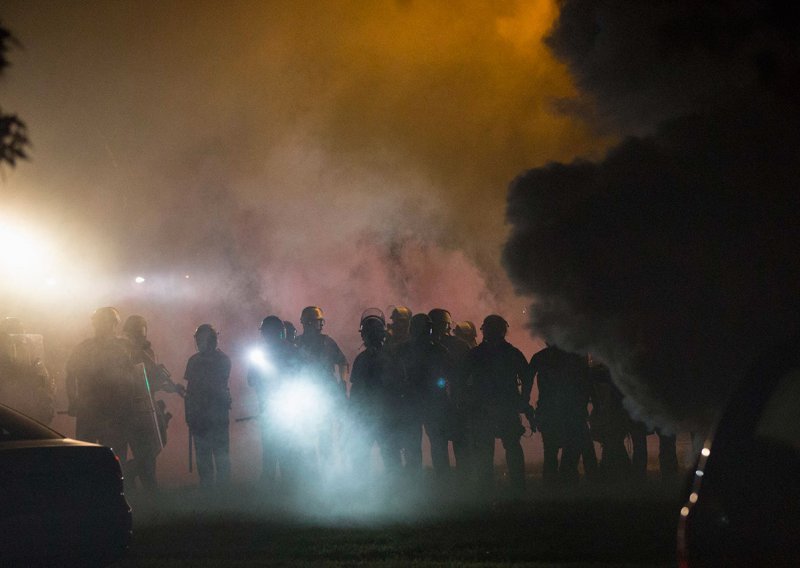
<box><xmin>436</xmin><ymin>377</ymin><xmax>446</xmax><ymax>389</ymax></box>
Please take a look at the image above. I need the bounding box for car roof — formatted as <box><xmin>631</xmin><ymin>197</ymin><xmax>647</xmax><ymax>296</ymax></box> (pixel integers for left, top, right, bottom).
<box><xmin>0</xmin><ymin>403</ymin><xmax>64</xmax><ymax>442</ymax></box>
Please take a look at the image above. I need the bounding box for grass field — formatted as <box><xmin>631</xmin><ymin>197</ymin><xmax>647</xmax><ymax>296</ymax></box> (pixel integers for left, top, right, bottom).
<box><xmin>113</xmin><ymin>476</ymin><xmax>681</xmax><ymax>567</ymax></box>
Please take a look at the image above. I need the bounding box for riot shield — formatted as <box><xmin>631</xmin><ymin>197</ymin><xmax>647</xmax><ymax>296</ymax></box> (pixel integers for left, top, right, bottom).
<box><xmin>0</xmin><ymin>334</ymin><xmax>54</xmax><ymax>422</ymax></box>
<box><xmin>130</xmin><ymin>362</ymin><xmax>164</xmax><ymax>455</ymax></box>
<box><xmin>5</xmin><ymin>333</ymin><xmax>44</xmax><ymax>368</ymax></box>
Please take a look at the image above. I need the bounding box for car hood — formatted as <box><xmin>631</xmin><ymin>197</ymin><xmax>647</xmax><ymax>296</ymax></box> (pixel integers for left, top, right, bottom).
<box><xmin>0</xmin><ymin>438</ymin><xmax>121</xmax><ymax>477</ymax></box>
<box><xmin>0</xmin><ymin>437</ymin><xmax>100</xmax><ymax>450</ymax></box>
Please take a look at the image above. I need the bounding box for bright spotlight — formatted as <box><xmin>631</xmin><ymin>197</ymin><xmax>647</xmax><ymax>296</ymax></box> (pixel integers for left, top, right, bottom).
<box><xmin>248</xmin><ymin>348</ymin><xmax>276</xmax><ymax>375</ymax></box>
<box><xmin>135</xmin><ymin>276</ymin><xmax>146</xmax><ymax>284</ymax></box>
<box><xmin>0</xmin><ymin>213</ymin><xmax>103</xmax><ymax>301</ymax></box>
<box><xmin>0</xmin><ymin>217</ymin><xmax>54</xmax><ymax>282</ymax></box>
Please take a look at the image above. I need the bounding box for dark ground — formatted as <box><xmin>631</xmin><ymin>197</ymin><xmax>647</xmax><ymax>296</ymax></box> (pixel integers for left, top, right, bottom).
<box><xmin>113</xmin><ymin>475</ymin><xmax>682</xmax><ymax>567</ymax></box>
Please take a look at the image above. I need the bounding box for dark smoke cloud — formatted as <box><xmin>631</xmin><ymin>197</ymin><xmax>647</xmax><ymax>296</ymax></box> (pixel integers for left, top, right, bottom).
<box><xmin>504</xmin><ymin>0</ymin><xmax>800</xmax><ymax>429</ymax></box>
<box><xmin>546</xmin><ymin>0</ymin><xmax>800</xmax><ymax>134</ymax></box>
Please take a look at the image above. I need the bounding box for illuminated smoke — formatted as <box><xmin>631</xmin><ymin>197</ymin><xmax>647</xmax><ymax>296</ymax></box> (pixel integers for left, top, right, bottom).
<box><xmin>1</xmin><ymin>1</ymin><xmax>577</xmax><ymax>485</ymax></box>
<box><xmin>504</xmin><ymin>0</ymin><xmax>800</xmax><ymax>430</ymax></box>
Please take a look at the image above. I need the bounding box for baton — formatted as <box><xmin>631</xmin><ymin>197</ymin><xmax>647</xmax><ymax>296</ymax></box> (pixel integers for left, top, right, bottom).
<box><xmin>188</xmin><ymin>429</ymin><xmax>193</xmax><ymax>473</ymax></box>
<box><xmin>235</xmin><ymin>415</ymin><xmax>261</xmax><ymax>423</ymax></box>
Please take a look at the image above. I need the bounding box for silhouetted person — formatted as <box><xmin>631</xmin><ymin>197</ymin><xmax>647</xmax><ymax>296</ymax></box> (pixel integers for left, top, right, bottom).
<box><xmin>0</xmin><ymin>317</ymin><xmax>54</xmax><ymax>424</ymax></box>
<box><xmin>529</xmin><ymin>343</ymin><xmax>593</xmax><ymax>484</ymax></box>
<box><xmin>184</xmin><ymin>324</ymin><xmax>231</xmax><ymax>487</ymax></box>
<box><xmin>429</xmin><ymin>308</ymin><xmax>473</xmax><ymax>480</ymax></box>
<box><xmin>66</xmin><ymin>307</ymin><xmax>136</xmax><ymax>466</ymax></box>
<box><xmin>121</xmin><ymin>315</ymin><xmax>169</xmax><ymax>491</ymax></box>
<box><xmin>587</xmin><ymin>359</ymin><xmax>632</xmax><ymax>481</ymax></box>
<box><xmin>453</xmin><ymin>321</ymin><xmax>478</xmax><ymax>349</ymax></box>
<box><xmin>295</xmin><ymin>306</ymin><xmax>348</xmax><ymax>468</ymax></box>
<box><xmin>394</xmin><ymin>313</ymin><xmax>450</xmax><ymax>477</ymax></box>
<box><xmin>630</xmin><ymin>421</ymin><xmax>678</xmax><ymax>483</ymax></box>
<box><xmin>385</xmin><ymin>306</ymin><xmax>411</xmax><ymax>350</ymax></box>
<box><xmin>247</xmin><ymin>316</ymin><xmax>302</xmax><ymax>484</ymax></box>
<box><xmin>283</xmin><ymin>320</ymin><xmax>298</xmax><ymax>344</ymax></box>
<box><xmin>66</xmin><ymin>307</ymin><xmax>159</xmax><ymax>488</ymax></box>
<box><xmin>348</xmin><ymin>309</ymin><xmax>401</xmax><ymax>478</ymax></box>
<box><xmin>465</xmin><ymin>315</ymin><xmax>531</xmax><ymax>496</ymax></box>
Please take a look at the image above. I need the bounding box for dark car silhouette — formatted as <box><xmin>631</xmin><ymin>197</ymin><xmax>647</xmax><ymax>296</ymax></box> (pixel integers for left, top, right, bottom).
<box><xmin>0</xmin><ymin>404</ymin><xmax>131</xmax><ymax>566</ymax></box>
<box><xmin>678</xmin><ymin>342</ymin><xmax>800</xmax><ymax>567</ymax></box>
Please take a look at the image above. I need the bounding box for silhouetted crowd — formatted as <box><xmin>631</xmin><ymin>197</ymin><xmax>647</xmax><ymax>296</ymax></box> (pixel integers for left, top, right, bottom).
<box><xmin>0</xmin><ymin>306</ymin><xmax>681</xmax><ymax>499</ymax></box>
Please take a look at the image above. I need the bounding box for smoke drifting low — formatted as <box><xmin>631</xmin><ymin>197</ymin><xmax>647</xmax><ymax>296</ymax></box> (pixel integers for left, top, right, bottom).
<box><xmin>504</xmin><ymin>0</ymin><xmax>800</xmax><ymax>429</ymax></box>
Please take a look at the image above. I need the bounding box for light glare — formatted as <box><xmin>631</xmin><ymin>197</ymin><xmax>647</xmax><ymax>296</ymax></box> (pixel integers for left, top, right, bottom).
<box><xmin>0</xmin><ymin>217</ymin><xmax>56</xmax><ymax>291</ymax></box>
<box><xmin>248</xmin><ymin>348</ymin><xmax>276</xmax><ymax>374</ymax></box>
<box><xmin>267</xmin><ymin>378</ymin><xmax>332</xmax><ymax>442</ymax></box>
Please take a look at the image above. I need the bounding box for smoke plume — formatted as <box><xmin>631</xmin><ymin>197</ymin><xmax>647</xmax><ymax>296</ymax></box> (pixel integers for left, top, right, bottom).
<box><xmin>504</xmin><ymin>0</ymin><xmax>800</xmax><ymax>429</ymax></box>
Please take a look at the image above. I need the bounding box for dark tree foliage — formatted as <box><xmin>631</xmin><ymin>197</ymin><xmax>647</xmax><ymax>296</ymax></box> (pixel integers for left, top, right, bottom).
<box><xmin>0</xmin><ymin>23</ymin><xmax>13</xmax><ymax>71</ymax></box>
<box><xmin>1</xmin><ymin>21</ymin><xmax>29</xmax><ymax>167</ymax></box>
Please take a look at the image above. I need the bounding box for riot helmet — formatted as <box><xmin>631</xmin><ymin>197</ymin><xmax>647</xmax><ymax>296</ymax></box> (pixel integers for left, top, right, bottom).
<box><xmin>91</xmin><ymin>307</ymin><xmax>121</xmax><ymax>337</ymax></box>
<box><xmin>122</xmin><ymin>314</ymin><xmax>148</xmax><ymax>343</ymax></box>
<box><xmin>390</xmin><ymin>306</ymin><xmax>411</xmax><ymax>322</ymax></box>
<box><xmin>428</xmin><ymin>308</ymin><xmax>453</xmax><ymax>340</ymax></box>
<box><xmin>480</xmin><ymin>314</ymin><xmax>509</xmax><ymax>343</ymax></box>
<box><xmin>454</xmin><ymin>320</ymin><xmax>478</xmax><ymax>348</ymax></box>
<box><xmin>300</xmin><ymin>306</ymin><xmax>325</xmax><ymax>333</ymax></box>
<box><xmin>409</xmin><ymin>313</ymin><xmax>433</xmax><ymax>341</ymax></box>
<box><xmin>359</xmin><ymin>308</ymin><xmax>387</xmax><ymax>348</ymax></box>
<box><xmin>259</xmin><ymin>315</ymin><xmax>286</xmax><ymax>342</ymax></box>
<box><xmin>388</xmin><ymin>305</ymin><xmax>411</xmax><ymax>341</ymax></box>
<box><xmin>283</xmin><ymin>321</ymin><xmax>298</xmax><ymax>343</ymax></box>
<box><xmin>194</xmin><ymin>323</ymin><xmax>218</xmax><ymax>353</ymax></box>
